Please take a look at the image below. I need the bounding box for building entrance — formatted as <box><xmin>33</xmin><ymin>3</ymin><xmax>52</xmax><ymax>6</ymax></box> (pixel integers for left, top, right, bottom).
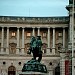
<box><xmin>8</xmin><ymin>66</ymin><xmax>16</xmax><ymax>75</ymax></box>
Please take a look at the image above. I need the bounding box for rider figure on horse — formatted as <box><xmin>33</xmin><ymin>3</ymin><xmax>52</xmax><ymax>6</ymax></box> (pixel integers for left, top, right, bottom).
<box><xmin>27</xmin><ymin>36</ymin><xmax>42</xmax><ymax>62</ymax></box>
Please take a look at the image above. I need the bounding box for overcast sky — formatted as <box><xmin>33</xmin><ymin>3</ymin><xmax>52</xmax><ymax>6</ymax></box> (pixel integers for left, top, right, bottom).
<box><xmin>0</xmin><ymin>0</ymin><xmax>69</xmax><ymax>17</ymax></box>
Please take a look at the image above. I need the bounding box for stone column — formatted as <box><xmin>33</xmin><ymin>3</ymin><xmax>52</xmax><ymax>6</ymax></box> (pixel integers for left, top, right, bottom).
<box><xmin>63</xmin><ymin>28</ymin><xmax>65</xmax><ymax>49</ymax></box>
<box><xmin>16</xmin><ymin>27</ymin><xmax>20</xmax><ymax>54</ymax></box>
<box><xmin>1</xmin><ymin>27</ymin><xmax>4</xmax><ymax>54</ymax></box>
<box><xmin>52</xmin><ymin>28</ymin><xmax>55</xmax><ymax>54</ymax></box>
<box><xmin>37</xmin><ymin>27</ymin><xmax>40</xmax><ymax>36</ymax></box>
<box><xmin>6</xmin><ymin>27</ymin><xmax>9</xmax><ymax>54</ymax></box>
<box><xmin>32</xmin><ymin>27</ymin><xmax>35</xmax><ymax>36</ymax></box>
<box><xmin>21</xmin><ymin>28</ymin><xmax>25</xmax><ymax>55</ymax></box>
<box><xmin>47</xmin><ymin>27</ymin><xmax>50</xmax><ymax>55</ymax></box>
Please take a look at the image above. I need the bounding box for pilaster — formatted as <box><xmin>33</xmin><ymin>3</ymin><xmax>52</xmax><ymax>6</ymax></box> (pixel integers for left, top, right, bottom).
<box><xmin>63</xmin><ymin>27</ymin><xmax>65</xmax><ymax>49</ymax></box>
<box><xmin>52</xmin><ymin>28</ymin><xmax>55</xmax><ymax>55</ymax></box>
<box><xmin>37</xmin><ymin>27</ymin><xmax>40</xmax><ymax>36</ymax></box>
<box><xmin>32</xmin><ymin>27</ymin><xmax>35</xmax><ymax>36</ymax></box>
<box><xmin>16</xmin><ymin>27</ymin><xmax>20</xmax><ymax>54</ymax></box>
<box><xmin>1</xmin><ymin>27</ymin><xmax>4</xmax><ymax>54</ymax></box>
<box><xmin>6</xmin><ymin>27</ymin><xmax>9</xmax><ymax>54</ymax></box>
<box><xmin>21</xmin><ymin>28</ymin><xmax>25</xmax><ymax>55</ymax></box>
<box><xmin>47</xmin><ymin>27</ymin><xmax>50</xmax><ymax>55</ymax></box>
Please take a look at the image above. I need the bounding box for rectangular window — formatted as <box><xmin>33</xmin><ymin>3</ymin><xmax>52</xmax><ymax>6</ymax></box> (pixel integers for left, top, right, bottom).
<box><xmin>42</xmin><ymin>32</ymin><xmax>47</xmax><ymax>38</ymax></box>
<box><xmin>12</xmin><ymin>32</ymin><xmax>16</xmax><ymax>37</ymax></box>
<box><xmin>26</xmin><ymin>32</ymin><xmax>31</xmax><ymax>38</ymax></box>
<box><xmin>27</xmin><ymin>32</ymin><xmax>31</xmax><ymax>36</ymax></box>
<box><xmin>58</xmin><ymin>32</ymin><xmax>62</xmax><ymax>37</ymax></box>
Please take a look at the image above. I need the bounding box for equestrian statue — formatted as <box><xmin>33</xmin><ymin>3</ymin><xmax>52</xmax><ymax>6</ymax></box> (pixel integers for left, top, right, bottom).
<box><xmin>22</xmin><ymin>36</ymin><xmax>47</xmax><ymax>73</ymax></box>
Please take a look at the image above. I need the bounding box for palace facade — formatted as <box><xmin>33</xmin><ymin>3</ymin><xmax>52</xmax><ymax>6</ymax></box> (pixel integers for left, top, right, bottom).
<box><xmin>0</xmin><ymin>1</ymin><xmax>75</xmax><ymax>75</ymax></box>
<box><xmin>0</xmin><ymin>16</ymin><xmax>69</xmax><ymax>75</ymax></box>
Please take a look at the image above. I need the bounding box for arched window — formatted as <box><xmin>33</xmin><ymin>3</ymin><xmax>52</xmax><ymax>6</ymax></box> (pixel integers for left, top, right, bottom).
<box><xmin>8</xmin><ymin>66</ymin><xmax>16</xmax><ymax>75</ymax></box>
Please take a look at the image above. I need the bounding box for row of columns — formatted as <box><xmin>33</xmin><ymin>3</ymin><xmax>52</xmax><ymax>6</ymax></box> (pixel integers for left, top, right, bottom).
<box><xmin>47</xmin><ymin>27</ymin><xmax>65</xmax><ymax>55</ymax></box>
<box><xmin>0</xmin><ymin>27</ymin><xmax>66</xmax><ymax>55</ymax></box>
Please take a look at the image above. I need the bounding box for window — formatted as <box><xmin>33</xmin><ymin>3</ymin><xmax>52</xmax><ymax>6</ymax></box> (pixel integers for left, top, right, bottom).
<box><xmin>58</xmin><ymin>32</ymin><xmax>62</xmax><ymax>37</ymax></box>
<box><xmin>3</xmin><ymin>62</ymin><xmax>6</xmax><ymax>65</ymax></box>
<box><xmin>42</xmin><ymin>32</ymin><xmax>47</xmax><ymax>38</ymax></box>
<box><xmin>12</xmin><ymin>32</ymin><xmax>16</xmax><ymax>37</ymax></box>
<box><xmin>27</xmin><ymin>32</ymin><xmax>31</xmax><ymax>37</ymax></box>
<box><xmin>18</xmin><ymin>62</ymin><xmax>21</xmax><ymax>65</ymax></box>
<box><xmin>49</xmin><ymin>62</ymin><xmax>52</xmax><ymax>65</ymax></box>
<box><xmin>26</xmin><ymin>32</ymin><xmax>31</xmax><ymax>38</ymax></box>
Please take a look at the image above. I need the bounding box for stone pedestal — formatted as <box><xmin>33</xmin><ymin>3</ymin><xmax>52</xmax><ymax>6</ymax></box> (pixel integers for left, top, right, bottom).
<box><xmin>19</xmin><ymin>72</ymin><xmax>48</xmax><ymax>75</ymax></box>
<box><xmin>22</xmin><ymin>59</ymin><xmax>47</xmax><ymax>73</ymax></box>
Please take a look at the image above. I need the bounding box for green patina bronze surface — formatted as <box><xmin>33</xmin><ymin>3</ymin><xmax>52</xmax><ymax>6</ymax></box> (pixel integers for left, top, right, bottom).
<box><xmin>22</xmin><ymin>59</ymin><xmax>47</xmax><ymax>73</ymax></box>
<box><xmin>22</xmin><ymin>36</ymin><xmax>47</xmax><ymax>73</ymax></box>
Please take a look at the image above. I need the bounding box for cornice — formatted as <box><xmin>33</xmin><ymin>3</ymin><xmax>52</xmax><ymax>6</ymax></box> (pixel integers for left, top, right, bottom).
<box><xmin>0</xmin><ymin>16</ymin><xmax>69</xmax><ymax>24</ymax></box>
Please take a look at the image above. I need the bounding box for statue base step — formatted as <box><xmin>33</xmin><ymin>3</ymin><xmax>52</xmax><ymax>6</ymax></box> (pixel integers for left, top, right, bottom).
<box><xmin>19</xmin><ymin>72</ymin><xmax>48</xmax><ymax>75</ymax></box>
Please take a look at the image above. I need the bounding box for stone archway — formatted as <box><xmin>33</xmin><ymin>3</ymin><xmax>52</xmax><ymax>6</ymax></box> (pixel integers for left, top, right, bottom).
<box><xmin>8</xmin><ymin>66</ymin><xmax>16</xmax><ymax>75</ymax></box>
